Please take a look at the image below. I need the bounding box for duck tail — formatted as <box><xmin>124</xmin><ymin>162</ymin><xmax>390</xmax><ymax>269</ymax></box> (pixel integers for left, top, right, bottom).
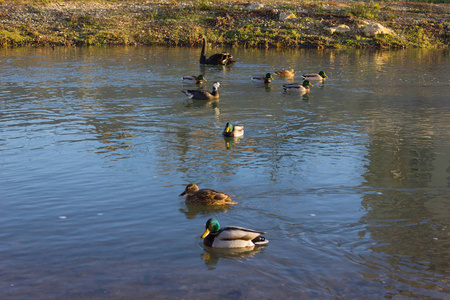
<box><xmin>252</xmin><ymin>236</ymin><xmax>269</xmax><ymax>245</ymax></box>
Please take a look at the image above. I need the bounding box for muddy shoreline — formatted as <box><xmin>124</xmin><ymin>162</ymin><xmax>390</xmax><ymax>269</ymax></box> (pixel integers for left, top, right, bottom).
<box><xmin>0</xmin><ymin>1</ymin><xmax>449</xmax><ymax>49</ymax></box>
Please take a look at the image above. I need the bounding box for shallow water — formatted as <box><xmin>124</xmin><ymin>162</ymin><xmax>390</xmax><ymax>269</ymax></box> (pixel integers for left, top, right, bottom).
<box><xmin>0</xmin><ymin>46</ymin><xmax>449</xmax><ymax>299</ymax></box>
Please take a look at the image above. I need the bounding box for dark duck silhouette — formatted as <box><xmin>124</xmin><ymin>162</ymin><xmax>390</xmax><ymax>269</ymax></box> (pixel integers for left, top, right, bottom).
<box><xmin>198</xmin><ymin>35</ymin><xmax>236</xmax><ymax>66</ymax></box>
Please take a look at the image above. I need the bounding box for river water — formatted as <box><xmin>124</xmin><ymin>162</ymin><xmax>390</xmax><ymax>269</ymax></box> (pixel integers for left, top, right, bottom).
<box><xmin>1</xmin><ymin>46</ymin><xmax>449</xmax><ymax>299</ymax></box>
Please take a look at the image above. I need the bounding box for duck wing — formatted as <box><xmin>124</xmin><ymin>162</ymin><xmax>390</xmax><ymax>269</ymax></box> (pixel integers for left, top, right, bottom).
<box><xmin>275</xmin><ymin>69</ymin><xmax>294</xmax><ymax>77</ymax></box>
<box><xmin>182</xmin><ymin>89</ymin><xmax>211</xmax><ymax>100</ymax></box>
<box><xmin>182</xmin><ymin>75</ymin><xmax>196</xmax><ymax>81</ymax></box>
<box><xmin>218</xmin><ymin>226</ymin><xmax>266</xmax><ymax>241</ymax></box>
<box><xmin>283</xmin><ymin>83</ymin><xmax>301</xmax><ymax>89</ymax></box>
<box><xmin>206</xmin><ymin>53</ymin><xmax>235</xmax><ymax>65</ymax></box>
<box><xmin>302</xmin><ymin>73</ymin><xmax>321</xmax><ymax>80</ymax></box>
<box><xmin>195</xmin><ymin>188</ymin><xmax>225</xmax><ymax>199</ymax></box>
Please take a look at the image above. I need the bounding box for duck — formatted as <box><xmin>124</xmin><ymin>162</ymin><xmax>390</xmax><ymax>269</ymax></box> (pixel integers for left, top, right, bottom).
<box><xmin>251</xmin><ymin>73</ymin><xmax>273</xmax><ymax>83</ymax></box>
<box><xmin>198</xmin><ymin>35</ymin><xmax>235</xmax><ymax>65</ymax></box>
<box><xmin>202</xmin><ymin>218</ymin><xmax>269</xmax><ymax>248</ymax></box>
<box><xmin>302</xmin><ymin>71</ymin><xmax>327</xmax><ymax>81</ymax></box>
<box><xmin>182</xmin><ymin>82</ymin><xmax>221</xmax><ymax>100</ymax></box>
<box><xmin>182</xmin><ymin>75</ymin><xmax>207</xmax><ymax>84</ymax></box>
<box><xmin>274</xmin><ymin>68</ymin><xmax>296</xmax><ymax>78</ymax></box>
<box><xmin>222</xmin><ymin>122</ymin><xmax>244</xmax><ymax>137</ymax></box>
<box><xmin>283</xmin><ymin>80</ymin><xmax>313</xmax><ymax>93</ymax></box>
<box><xmin>179</xmin><ymin>184</ymin><xmax>237</xmax><ymax>206</ymax></box>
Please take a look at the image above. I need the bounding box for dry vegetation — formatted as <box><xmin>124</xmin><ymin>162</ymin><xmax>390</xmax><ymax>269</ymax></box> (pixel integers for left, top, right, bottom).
<box><xmin>0</xmin><ymin>0</ymin><xmax>449</xmax><ymax>49</ymax></box>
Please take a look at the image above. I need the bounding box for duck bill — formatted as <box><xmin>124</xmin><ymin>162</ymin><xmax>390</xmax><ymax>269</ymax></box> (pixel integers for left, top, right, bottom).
<box><xmin>201</xmin><ymin>229</ymin><xmax>210</xmax><ymax>238</ymax></box>
<box><xmin>309</xmin><ymin>82</ymin><xmax>313</xmax><ymax>87</ymax></box>
<box><xmin>179</xmin><ymin>191</ymin><xmax>186</xmax><ymax>196</ymax></box>
<box><xmin>225</xmin><ymin>123</ymin><xmax>232</xmax><ymax>133</ymax></box>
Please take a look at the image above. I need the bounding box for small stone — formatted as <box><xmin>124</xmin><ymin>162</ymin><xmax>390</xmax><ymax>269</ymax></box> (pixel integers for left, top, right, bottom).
<box><xmin>326</xmin><ymin>24</ymin><xmax>351</xmax><ymax>34</ymax></box>
<box><xmin>247</xmin><ymin>4</ymin><xmax>264</xmax><ymax>10</ymax></box>
<box><xmin>363</xmin><ymin>22</ymin><xmax>392</xmax><ymax>36</ymax></box>
<box><xmin>279</xmin><ymin>12</ymin><xmax>296</xmax><ymax>21</ymax></box>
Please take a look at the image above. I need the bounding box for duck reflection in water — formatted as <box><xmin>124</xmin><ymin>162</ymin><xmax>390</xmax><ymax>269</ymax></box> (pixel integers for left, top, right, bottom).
<box><xmin>201</xmin><ymin>246</ymin><xmax>265</xmax><ymax>269</ymax></box>
<box><xmin>223</xmin><ymin>136</ymin><xmax>242</xmax><ymax>150</ymax></box>
<box><xmin>185</xmin><ymin>99</ymin><xmax>219</xmax><ymax>109</ymax></box>
<box><xmin>179</xmin><ymin>204</ymin><xmax>232</xmax><ymax>220</ymax></box>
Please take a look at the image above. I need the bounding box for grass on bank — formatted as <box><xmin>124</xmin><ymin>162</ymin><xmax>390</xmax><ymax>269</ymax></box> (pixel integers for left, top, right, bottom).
<box><xmin>0</xmin><ymin>0</ymin><xmax>448</xmax><ymax>49</ymax></box>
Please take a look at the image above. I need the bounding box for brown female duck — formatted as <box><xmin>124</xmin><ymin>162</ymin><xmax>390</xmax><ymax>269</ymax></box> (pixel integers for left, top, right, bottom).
<box><xmin>179</xmin><ymin>183</ymin><xmax>237</xmax><ymax>205</ymax></box>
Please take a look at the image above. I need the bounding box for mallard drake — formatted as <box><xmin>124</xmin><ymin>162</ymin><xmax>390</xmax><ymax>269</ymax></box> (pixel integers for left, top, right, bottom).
<box><xmin>182</xmin><ymin>82</ymin><xmax>221</xmax><ymax>100</ymax></box>
<box><xmin>182</xmin><ymin>75</ymin><xmax>207</xmax><ymax>84</ymax></box>
<box><xmin>283</xmin><ymin>80</ymin><xmax>313</xmax><ymax>93</ymax></box>
<box><xmin>251</xmin><ymin>73</ymin><xmax>273</xmax><ymax>83</ymax></box>
<box><xmin>179</xmin><ymin>184</ymin><xmax>237</xmax><ymax>205</ymax></box>
<box><xmin>198</xmin><ymin>35</ymin><xmax>236</xmax><ymax>65</ymax></box>
<box><xmin>274</xmin><ymin>68</ymin><xmax>296</xmax><ymax>78</ymax></box>
<box><xmin>202</xmin><ymin>218</ymin><xmax>269</xmax><ymax>248</ymax></box>
<box><xmin>222</xmin><ymin>122</ymin><xmax>244</xmax><ymax>137</ymax></box>
<box><xmin>302</xmin><ymin>71</ymin><xmax>327</xmax><ymax>81</ymax></box>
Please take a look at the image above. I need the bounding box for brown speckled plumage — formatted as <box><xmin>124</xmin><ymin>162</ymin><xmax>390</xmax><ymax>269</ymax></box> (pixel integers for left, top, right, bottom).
<box><xmin>179</xmin><ymin>183</ymin><xmax>237</xmax><ymax>206</ymax></box>
<box><xmin>274</xmin><ymin>68</ymin><xmax>296</xmax><ymax>78</ymax></box>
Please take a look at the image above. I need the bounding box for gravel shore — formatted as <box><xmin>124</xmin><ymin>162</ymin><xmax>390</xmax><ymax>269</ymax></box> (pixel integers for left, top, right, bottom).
<box><xmin>0</xmin><ymin>1</ymin><xmax>449</xmax><ymax>49</ymax></box>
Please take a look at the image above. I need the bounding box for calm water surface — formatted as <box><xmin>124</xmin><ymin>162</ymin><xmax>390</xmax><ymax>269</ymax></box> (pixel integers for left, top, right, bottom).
<box><xmin>1</xmin><ymin>46</ymin><xmax>449</xmax><ymax>299</ymax></box>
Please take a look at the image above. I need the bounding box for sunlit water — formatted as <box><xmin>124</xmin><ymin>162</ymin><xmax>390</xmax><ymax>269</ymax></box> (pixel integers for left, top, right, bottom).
<box><xmin>1</xmin><ymin>46</ymin><xmax>449</xmax><ymax>299</ymax></box>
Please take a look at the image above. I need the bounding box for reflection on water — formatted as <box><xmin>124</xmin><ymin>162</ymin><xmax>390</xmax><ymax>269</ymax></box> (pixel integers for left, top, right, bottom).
<box><xmin>179</xmin><ymin>204</ymin><xmax>233</xmax><ymax>220</ymax></box>
<box><xmin>201</xmin><ymin>245</ymin><xmax>267</xmax><ymax>270</ymax></box>
<box><xmin>0</xmin><ymin>46</ymin><xmax>449</xmax><ymax>299</ymax></box>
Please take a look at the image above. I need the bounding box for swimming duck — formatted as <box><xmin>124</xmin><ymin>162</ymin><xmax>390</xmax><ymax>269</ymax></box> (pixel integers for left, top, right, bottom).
<box><xmin>302</xmin><ymin>71</ymin><xmax>327</xmax><ymax>81</ymax></box>
<box><xmin>182</xmin><ymin>75</ymin><xmax>207</xmax><ymax>84</ymax></box>
<box><xmin>274</xmin><ymin>68</ymin><xmax>296</xmax><ymax>78</ymax></box>
<box><xmin>182</xmin><ymin>82</ymin><xmax>221</xmax><ymax>100</ymax></box>
<box><xmin>198</xmin><ymin>35</ymin><xmax>236</xmax><ymax>65</ymax></box>
<box><xmin>251</xmin><ymin>73</ymin><xmax>273</xmax><ymax>83</ymax></box>
<box><xmin>222</xmin><ymin>122</ymin><xmax>244</xmax><ymax>137</ymax></box>
<box><xmin>202</xmin><ymin>218</ymin><xmax>269</xmax><ymax>248</ymax></box>
<box><xmin>283</xmin><ymin>80</ymin><xmax>313</xmax><ymax>93</ymax></box>
<box><xmin>179</xmin><ymin>184</ymin><xmax>237</xmax><ymax>205</ymax></box>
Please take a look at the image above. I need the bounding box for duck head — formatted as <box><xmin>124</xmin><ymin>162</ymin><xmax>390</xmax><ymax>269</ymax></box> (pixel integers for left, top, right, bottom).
<box><xmin>197</xmin><ymin>75</ymin><xmax>207</xmax><ymax>81</ymax></box>
<box><xmin>318</xmin><ymin>71</ymin><xmax>327</xmax><ymax>78</ymax></box>
<box><xmin>202</xmin><ymin>218</ymin><xmax>220</xmax><ymax>238</ymax></box>
<box><xmin>179</xmin><ymin>183</ymin><xmax>200</xmax><ymax>196</ymax></box>
<box><xmin>265</xmin><ymin>73</ymin><xmax>274</xmax><ymax>80</ymax></box>
<box><xmin>302</xmin><ymin>80</ymin><xmax>313</xmax><ymax>87</ymax></box>
<box><xmin>224</xmin><ymin>122</ymin><xmax>234</xmax><ymax>133</ymax></box>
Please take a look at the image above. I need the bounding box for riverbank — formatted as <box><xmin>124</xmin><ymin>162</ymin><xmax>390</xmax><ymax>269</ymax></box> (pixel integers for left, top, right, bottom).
<box><xmin>0</xmin><ymin>0</ymin><xmax>449</xmax><ymax>49</ymax></box>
